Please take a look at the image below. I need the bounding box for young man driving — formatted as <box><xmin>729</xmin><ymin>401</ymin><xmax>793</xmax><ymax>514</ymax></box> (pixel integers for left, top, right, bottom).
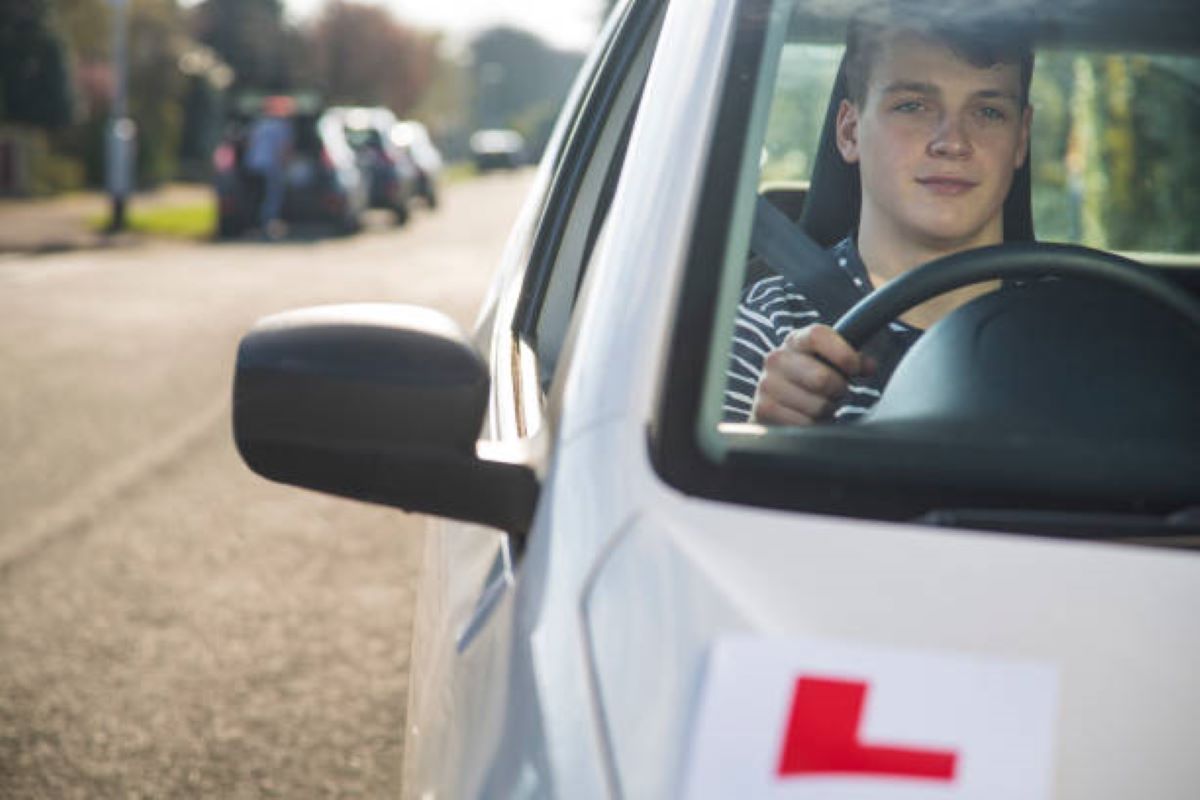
<box><xmin>724</xmin><ymin>18</ymin><xmax>1034</xmax><ymax>425</ymax></box>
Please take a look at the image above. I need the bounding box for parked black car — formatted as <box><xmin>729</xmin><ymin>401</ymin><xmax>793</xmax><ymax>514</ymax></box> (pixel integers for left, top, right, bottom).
<box><xmin>213</xmin><ymin>96</ymin><xmax>368</xmax><ymax>238</ymax></box>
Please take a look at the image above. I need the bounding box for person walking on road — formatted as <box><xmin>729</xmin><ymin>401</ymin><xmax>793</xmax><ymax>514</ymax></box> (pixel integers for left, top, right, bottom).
<box><xmin>244</xmin><ymin>95</ymin><xmax>295</xmax><ymax>240</ymax></box>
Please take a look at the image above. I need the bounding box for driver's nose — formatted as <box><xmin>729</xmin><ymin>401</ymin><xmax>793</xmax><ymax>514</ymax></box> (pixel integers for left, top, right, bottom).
<box><xmin>928</xmin><ymin>114</ymin><xmax>973</xmax><ymax>159</ymax></box>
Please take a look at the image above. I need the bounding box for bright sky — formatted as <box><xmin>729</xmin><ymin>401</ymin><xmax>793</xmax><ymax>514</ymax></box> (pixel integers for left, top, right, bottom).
<box><xmin>280</xmin><ymin>0</ymin><xmax>606</xmax><ymax>52</ymax></box>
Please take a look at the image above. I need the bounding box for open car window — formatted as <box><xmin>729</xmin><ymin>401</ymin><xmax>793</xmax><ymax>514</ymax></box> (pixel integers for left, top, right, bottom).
<box><xmin>482</xmin><ymin>0</ymin><xmax>664</xmax><ymax>443</ymax></box>
<box><xmin>658</xmin><ymin>0</ymin><xmax>1200</xmax><ymax>537</ymax></box>
<box><xmin>514</xmin><ymin>1</ymin><xmax>664</xmax><ymax>397</ymax></box>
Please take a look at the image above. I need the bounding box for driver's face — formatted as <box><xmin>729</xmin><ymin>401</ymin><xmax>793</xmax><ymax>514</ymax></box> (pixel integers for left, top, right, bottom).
<box><xmin>837</xmin><ymin>32</ymin><xmax>1032</xmax><ymax>251</ymax></box>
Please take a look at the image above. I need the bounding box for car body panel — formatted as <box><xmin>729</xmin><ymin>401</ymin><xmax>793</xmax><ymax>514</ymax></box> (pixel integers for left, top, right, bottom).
<box><xmin>556</xmin><ymin>0</ymin><xmax>738</xmax><ymax>444</ymax></box>
<box><xmin>582</xmin><ymin>471</ymin><xmax>1200</xmax><ymax>797</ymax></box>
<box><xmin>403</xmin><ymin>520</ymin><xmax>513</xmax><ymax>797</ymax></box>
<box><xmin>405</xmin><ymin>5</ymin><xmax>757</xmax><ymax>789</ymax></box>
<box><xmin>401</xmin><ymin>6</ymin><xmax>640</xmax><ymax>797</ymax></box>
<box><xmin>430</xmin><ymin>0</ymin><xmax>1200</xmax><ymax>791</ymax></box>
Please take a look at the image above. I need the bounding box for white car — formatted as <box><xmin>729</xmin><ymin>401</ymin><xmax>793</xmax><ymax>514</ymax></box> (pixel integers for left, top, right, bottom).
<box><xmin>327</xmin><ymin>105</ymin><xmax>422</xmax><ymax>225</ymax></box>
<box><xmin>469</xmin><ymin>128</ymin><xmax>527</xmax><ymax>172</ymax></box>
<box><xmin>392</xmin><ymin>119</ymin><xmax>444</xmax><ymax>209</ymax></box>
<box><xmin>233</xmin><ymin>0</ymin><xmax>1200</xmax><ymax>797</ymax></box>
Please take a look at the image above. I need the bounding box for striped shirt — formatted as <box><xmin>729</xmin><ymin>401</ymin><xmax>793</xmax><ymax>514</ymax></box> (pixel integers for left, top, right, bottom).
<box><xmin>723</xmin><ymin>237</ymin><xmax>922</xmax><ymax>423</ymax></box>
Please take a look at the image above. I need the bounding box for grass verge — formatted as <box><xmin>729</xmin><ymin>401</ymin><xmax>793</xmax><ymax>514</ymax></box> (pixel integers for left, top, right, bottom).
<box><xmin>90</xmin><ymin>200</ymin><xmax>217</xmax><ymax>240</ymax></box>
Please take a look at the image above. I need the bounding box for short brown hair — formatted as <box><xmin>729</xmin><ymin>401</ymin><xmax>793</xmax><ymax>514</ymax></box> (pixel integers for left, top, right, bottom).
<box><xmin>844</xmin><ymin>16</ymin><xmax>1035</xmax><ymax>107</ymax></box>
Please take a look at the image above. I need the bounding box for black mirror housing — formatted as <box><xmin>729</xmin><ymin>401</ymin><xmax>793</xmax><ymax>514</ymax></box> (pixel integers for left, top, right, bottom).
<box><xmin>233</xmin><ymin>304</ymin><xmax>537</xmax><ymax>534</ymax></box>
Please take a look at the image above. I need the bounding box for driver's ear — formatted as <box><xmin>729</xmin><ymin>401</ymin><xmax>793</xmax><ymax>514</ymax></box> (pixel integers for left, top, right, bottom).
<box><xmin>1014</xmin><ymin>104</ymin><xmax>1033</xmax><ymax>169</ymax></box>
<box><xmin>836</xmin><ymin>99</ymin><xmax>860</xmax><ymax>164</ymax></box>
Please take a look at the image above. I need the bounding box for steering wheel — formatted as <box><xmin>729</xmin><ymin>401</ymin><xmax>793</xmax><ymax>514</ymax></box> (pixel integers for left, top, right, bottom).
<box><xmin>833</xmin><ymin>242</ymin><xmax>1200</xmax><ymax>349</ymax></box>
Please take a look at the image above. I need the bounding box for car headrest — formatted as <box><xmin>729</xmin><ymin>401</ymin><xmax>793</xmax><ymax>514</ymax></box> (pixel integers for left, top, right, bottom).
<box><xmin>798</xmin><ymin>56</ymin><xmax>1035</xmax><ymax>248</ymax></box>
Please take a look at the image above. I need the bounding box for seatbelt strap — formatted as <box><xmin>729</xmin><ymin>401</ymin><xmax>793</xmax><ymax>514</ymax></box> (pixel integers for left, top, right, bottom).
<box><xmin>750</xmin><ymin>195</ymin><xmax>863</xmax><ymax>320</ymax></box>
<box><xmin>749</xmin><ymin>195</ymin><xmax>911</xmax><ymax>384</ymax></box>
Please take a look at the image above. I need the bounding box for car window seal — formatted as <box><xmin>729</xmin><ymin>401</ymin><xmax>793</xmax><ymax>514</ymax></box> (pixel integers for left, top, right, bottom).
<box><xmin>513</xmin><ymin>0</ymin><xmax>664</xmax><ymax>342</ymax></box>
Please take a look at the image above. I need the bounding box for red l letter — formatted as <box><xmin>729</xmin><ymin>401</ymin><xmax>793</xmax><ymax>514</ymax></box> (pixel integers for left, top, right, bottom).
<box><xmin>778</xmin><ymin>676</ymin><xmax>958</xmax><ymax>781</ymax></box>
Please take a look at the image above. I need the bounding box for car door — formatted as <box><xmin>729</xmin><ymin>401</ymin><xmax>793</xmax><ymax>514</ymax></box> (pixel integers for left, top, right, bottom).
<box><xmin>400</xmin><ymin>1</ymin><xmax>668</xmax><ymax>796</ymax></box>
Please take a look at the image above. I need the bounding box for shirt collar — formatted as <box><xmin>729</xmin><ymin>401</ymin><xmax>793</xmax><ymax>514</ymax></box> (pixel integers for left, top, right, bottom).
<box><xmin>830</xmin><ymin>236</ymin><xmax>872</xmax><ymax>296</ymax></box>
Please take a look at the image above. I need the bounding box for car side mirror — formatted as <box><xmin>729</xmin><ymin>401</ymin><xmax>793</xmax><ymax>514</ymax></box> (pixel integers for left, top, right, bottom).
<box><xmin>233</xmin><ymin>304</ymin><xmax>538</xmax><ymax>535</ymax></box>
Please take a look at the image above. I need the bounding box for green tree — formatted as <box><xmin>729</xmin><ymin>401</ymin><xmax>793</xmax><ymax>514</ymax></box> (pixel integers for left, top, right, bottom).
<box><xmin>1030</xmin><ymin>51</ymin><xmax>1200</xmax><ymax>252</ymax></box>
<box><xmin>0</xmin><ymin>0</ymin><xmax>74</xmax><ymax>128</ymax></box>
<box><xmin>470</xmin><ymin>26</ymin><xmax>583</xmax><ymax>157</ymax></box>
<box><xmin>125</xmin><ymin>0</ymin><xmax>193</xmax><ymax>185</ymax></box>
<box><xmin>1126</xmin><ymin>58</ymin><xmax>1200</xmax><ymax>251</ymax></box>
<box><xmin>52</xmin><ymin>0</ymin><xmax>202</xmax><ymax>187</ymax></box>
<box><xmin>188</xmin><ymin>0</ymin><xmax>292</xmax><ymax>93</ymax></box>
<box><xmin>307</xmin><ymin>1</ymin><xmax>439</xmax><ymax>114</ymax></box>
<box><xmin>408</xmin><ymin>47</ymin><xmax>471</xmax><ymax>156</ymax></box>
<box><xmin>760</xmin><ymin>45</ymin><xmax>841</xmax><ymax>183</ymax></box>
<box><xmin>177</xmin><ymin>44</ymin><xmax>233</xmax><ymax>177</ymax></box>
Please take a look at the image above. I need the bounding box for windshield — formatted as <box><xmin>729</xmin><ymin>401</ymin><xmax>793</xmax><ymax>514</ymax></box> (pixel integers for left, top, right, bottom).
<box><xmin>756</xmin><ymin>39</ymin><xmax>1200</xmax><ymax>254</ymax></box>
<box><xmin>674</xmin><ymin>0</ymin><xmax>1200</xmax><ymax>532</ymax></box>
<box><xmin>344</xmin><ymin>127</ymin><xmax>384</xmax><ymax>151</ymax></box>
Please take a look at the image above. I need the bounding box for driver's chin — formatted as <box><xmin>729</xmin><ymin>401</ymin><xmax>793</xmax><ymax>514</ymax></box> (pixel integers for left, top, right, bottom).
<box><xmin>906</xmin><ymin>211</ymin><xmax>1001</xmax><ymax>255</ymax></box>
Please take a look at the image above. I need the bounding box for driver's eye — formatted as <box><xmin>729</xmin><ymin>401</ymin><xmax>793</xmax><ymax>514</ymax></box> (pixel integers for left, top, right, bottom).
<box><xmin>893</xmin><ymin>100</ymin><xmax>926</xmax><ymax>113</ymax></box>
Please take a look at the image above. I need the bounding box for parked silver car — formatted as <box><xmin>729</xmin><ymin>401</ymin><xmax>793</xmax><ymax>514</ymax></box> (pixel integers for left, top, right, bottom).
<box><xmin>392</xmin><ymin>119</ymin><xmax>444</xmax><ymax>209</ymax></box>
<box><xmin>328</xmin><ymin>106</ymin><xmax>422</xmax><ymax>225</ymax></box>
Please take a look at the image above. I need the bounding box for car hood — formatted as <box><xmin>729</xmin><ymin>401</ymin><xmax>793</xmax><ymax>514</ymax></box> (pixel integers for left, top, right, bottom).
<box><xmin>581</xmin><ymin>502</ymin><xmax>1200</xmax><ymax>799</ymax></box>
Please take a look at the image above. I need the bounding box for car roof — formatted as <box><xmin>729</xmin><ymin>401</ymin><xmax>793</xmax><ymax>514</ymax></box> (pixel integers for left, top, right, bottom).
<box><xmin>788</xmin><ymin>0</ymin><xmax>1199</xmax><ymax>52</ymax></box>
<box><xmin>326</xmin><ymin>106</ymin><xmax>398</xmax><ymax>131</ymax></box>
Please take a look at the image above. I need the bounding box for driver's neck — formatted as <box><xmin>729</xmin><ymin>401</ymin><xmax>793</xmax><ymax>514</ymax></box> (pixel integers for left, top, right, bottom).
<box><xmin>857</xmin><ymin>214</ymin><xmax>1004</xmax><ymax>330</ymax></box>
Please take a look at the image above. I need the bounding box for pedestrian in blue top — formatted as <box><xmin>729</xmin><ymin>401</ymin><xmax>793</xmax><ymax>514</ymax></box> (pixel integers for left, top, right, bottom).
<box><xmin>244</xmin><ymin>95</ymin><xmax>295</xmax><ymax>240</ymax></box>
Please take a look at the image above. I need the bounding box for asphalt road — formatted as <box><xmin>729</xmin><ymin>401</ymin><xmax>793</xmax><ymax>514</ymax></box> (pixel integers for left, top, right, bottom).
<box><xmin>0</xmin><ymin>170</ymin><xmax>533</xmax><ymax>799</ymax></box>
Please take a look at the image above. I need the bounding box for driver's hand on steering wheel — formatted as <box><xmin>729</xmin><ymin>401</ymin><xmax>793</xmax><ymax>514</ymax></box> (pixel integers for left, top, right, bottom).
<box><xmin>750</xmin><ymin>324</ymin><xmax>876</xmax><ymax>426</ymax></box>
